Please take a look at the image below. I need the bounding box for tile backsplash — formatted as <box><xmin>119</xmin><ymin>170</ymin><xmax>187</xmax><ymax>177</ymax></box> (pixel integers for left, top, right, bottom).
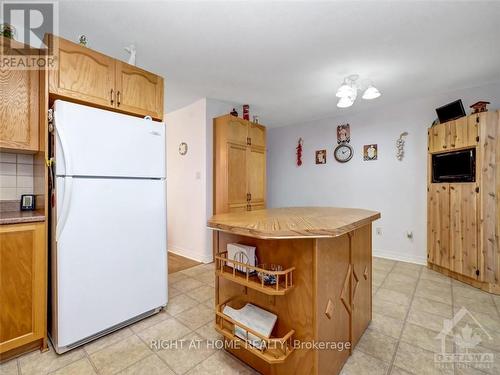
<box><xmin>0</xmin><ymin>152</ymin><xmax>34</xmax><ymax>201</ymax></box>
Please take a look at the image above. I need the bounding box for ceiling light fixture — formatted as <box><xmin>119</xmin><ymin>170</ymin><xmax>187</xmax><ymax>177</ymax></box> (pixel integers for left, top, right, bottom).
<box><xmin>336</xmin><ymin>75</ymin><xmax>381</xmax><ymax>108</ymax></box>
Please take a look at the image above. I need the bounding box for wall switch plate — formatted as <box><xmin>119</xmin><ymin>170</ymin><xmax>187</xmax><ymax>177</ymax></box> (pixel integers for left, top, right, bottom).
<box><xmin>376</xmin><ymin>227</ymin><xmax>382</xmax><ymax>235</ymax></box>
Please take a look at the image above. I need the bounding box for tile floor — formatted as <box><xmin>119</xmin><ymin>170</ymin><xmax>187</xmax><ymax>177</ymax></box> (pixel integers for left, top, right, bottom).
<box><xmin>1</xmin><ymin>258</ymin><xmax>499</xmax><ymax>375</ymax></box>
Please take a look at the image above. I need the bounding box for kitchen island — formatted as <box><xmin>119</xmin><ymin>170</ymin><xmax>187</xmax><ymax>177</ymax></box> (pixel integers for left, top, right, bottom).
<box><xmin>208</xmin><ymin>207</ymin><xmax>381</xmax><ymax>375</ymax></box>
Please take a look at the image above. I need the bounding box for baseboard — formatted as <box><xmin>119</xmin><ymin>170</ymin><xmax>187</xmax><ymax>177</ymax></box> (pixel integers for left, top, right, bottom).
<box><xmin>373</xmin><ymin>248</ymin><xmax>427</xmax><ymax>266</ymax></box>
<box><xmin>168</xmin><ymin>245</ymin><xmax>213</xmax><ymax>264</ymax></box>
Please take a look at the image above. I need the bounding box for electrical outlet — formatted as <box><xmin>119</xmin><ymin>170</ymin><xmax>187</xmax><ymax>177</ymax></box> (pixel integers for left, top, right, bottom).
<box><xmin>376</xmin><ymin>227</ymin><xmax>382</xmax><ymax>236</ymax></box>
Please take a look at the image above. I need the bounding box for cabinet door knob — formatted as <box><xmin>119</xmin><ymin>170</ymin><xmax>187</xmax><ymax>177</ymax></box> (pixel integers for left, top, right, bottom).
<box><xmin>117</xmin><ymin>91</ymin><xmax>121</xmax><ymax>107</ymax></box>
<box><xmin>110</xmin><ymin>89</ymin><xmax>114</xmax><ymax>105</ymax></box>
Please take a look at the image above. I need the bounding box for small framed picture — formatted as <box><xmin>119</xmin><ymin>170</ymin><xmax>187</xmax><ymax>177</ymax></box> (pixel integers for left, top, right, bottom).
<box><xmin>363</xmin><ymin>144</ymin><xmax>378</xmax><ymax>161</ymax></box>
<box><xmin>316</xmin><ymin>150</ymin><xmax>326</xmax><ymax>164</ymax></box>
<box><xmin>20</xmin><ymin>194</ymin><xmax>36</xmax><ymax>211</ymax></box>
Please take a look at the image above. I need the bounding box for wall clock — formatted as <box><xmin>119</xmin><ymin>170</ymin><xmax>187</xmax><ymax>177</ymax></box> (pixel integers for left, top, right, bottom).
<box><xmin>334</xmin><ymin>143</ymin><xmax>353</xmax><ymax>163</ymax></box>
<box><xmin>179</xmin><ymin>142</ymin><xmax>188</xmax><ymax>155</ymax></box>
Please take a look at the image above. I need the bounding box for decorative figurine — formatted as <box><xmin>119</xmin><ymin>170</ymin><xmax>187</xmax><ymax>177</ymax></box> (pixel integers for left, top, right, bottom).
<box><xmin>78</xmin><ymin>35</ymin><xmax>88</xmax><ymax>47</ymax></box>
<box><xmin>470</xmin><ymin>101</ymin><xmax>490</xmax><ymax>114</ymax></box>
<box><xmin>252</xmin><ymin>115</ymin><xmax>259</xmax><ymax>124</ymax></box>
<box><xmin>243</xmin><ymin>104</ymin><xmax>250</xmax><ymax>120</ymax></box>
<box><xmin>125</xmin><ymin>44</ymin><xmax>136</xmax><ymax>66</ymax></box>
<box><xmin>230</xmin><ymin>108</ymin><xmax>238</xmax><ymax>117</ymax></box>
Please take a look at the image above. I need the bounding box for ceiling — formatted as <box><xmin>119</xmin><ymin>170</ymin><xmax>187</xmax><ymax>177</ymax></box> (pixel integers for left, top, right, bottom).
<box><xmin>58</xmin><ymin>1</ymin><xmax>500</xmax><ymax>127</ymax></box>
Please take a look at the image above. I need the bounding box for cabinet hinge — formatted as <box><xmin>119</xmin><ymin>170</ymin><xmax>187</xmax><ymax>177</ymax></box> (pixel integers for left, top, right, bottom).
<box><xmin>247</xmin><ymin>137</ymin><xmax>252</xmax><ymax>146</ymax></box>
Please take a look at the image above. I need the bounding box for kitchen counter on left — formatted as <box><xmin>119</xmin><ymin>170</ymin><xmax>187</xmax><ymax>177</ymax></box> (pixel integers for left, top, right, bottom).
<box><xmin>0</xmin><ymin>210</ymin><xmax>45</xmax><ymax>225</ymax></box>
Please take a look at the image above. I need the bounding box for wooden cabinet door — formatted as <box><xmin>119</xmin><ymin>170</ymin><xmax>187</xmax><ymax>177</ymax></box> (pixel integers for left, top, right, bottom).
<box><xmin>247</xmin><ymin>146</ymin><xmax>266</xmax><ymax>208</ymax></box>
<box><xmin>450</xmin><ymin>184</ymin><xmax>479</xmax><ymax>278</ymax></box>
<box><xmin>249</xmin><ymin>123</ymin><xmax>266</xmax><ymax>148</ymax></box>
<box><xmin>428</xmin><ymin>184</ymin><xmax>450</xmax><ymax>268</ymax></box>
<box><xmin>428</xmin><ymin>122</ymin><xmax>449</xmax><ymax>153</ymax></box>
<box><xmin>0</xmin><ymin>223</ymin><xmax>45</xmax><ymax>354</ymax></box>
<box><xmin>226</xmin><ymin>117</ymin><xmax>249</xmax><ymax>145</ymax></box>
<box><xmin>227</xmin><ymin>142</ymin><xmax>248</xmax><ymax>212</ymax></box>
<box><xmin>0</xmin><ymin>39</ymin><xmax>39</xmax><ymax>152</ymax></box>
<box><xmin>451</xmin><ymin>117</ymin><xmax>478</xmax><ymax>149</ymax></box>
<box><xmin>49</xmin><ymin>36</ymin><xmax>115</xmax><ymax>109</ymax></box>
<box><xmin>351</xmin><ymin>225</ymin><xmax>372</xmax><ymax>347</ymax></box>
<box><xmin>115</xmin><ymin>62</ymin><xmax>164</xmax><ymax>120</ymax></box>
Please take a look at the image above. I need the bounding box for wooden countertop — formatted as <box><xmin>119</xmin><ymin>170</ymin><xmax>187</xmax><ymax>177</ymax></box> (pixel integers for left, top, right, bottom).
<box><xmin>208</xmin><ymin>207</ymin><xmax>381</xmax><ymax>239</ymax></box>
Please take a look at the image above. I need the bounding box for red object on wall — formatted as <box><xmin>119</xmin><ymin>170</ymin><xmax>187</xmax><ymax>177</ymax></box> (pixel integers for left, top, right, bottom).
<box><xmin>296</xmin><ymin>138</ymin><xmax>303</xmax><ymax>166</ymax></box>
<box><xmin>243</xmin><ymin>104</ymin><xmax>249</xmax><ymax>120</ymax></box>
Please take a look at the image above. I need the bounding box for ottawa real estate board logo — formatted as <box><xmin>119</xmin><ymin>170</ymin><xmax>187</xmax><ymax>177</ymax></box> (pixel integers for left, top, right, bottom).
<box><xmin>0</xmin><ymin>1</ymin><xmax>58</xmax><ymax>69</ymax></box>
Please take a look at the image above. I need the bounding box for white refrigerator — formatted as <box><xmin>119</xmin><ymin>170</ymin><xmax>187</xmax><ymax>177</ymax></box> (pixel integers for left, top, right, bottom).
<box><xmin>50</xmin><ymin>100</ymin><xmax>167</xmax><ymax>354</ymax></box>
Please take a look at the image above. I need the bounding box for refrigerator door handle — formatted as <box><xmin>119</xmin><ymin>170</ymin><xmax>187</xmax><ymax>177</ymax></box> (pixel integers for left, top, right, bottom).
<box><xmin>57</xmin><ymin>176</ymin><xmax>73</xmax><ymax>240</ymax></box>
<box><xmin>55</xmin><ymin>120</ymin><xmax>72</xmax><ymax>176</ymax></box>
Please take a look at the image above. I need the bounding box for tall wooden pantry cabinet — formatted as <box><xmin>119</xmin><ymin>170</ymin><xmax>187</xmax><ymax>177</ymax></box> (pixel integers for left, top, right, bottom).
<box><xmin>214</xmin><ymin>115</ymin><xmax>266</xmax><ymax>214</ymax></box>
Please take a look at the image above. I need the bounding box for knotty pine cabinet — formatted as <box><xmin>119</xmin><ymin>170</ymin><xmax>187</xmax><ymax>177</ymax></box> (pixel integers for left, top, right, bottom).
<box><xmin>0</xmin><ymin>222</ymin><xmax>47</xmax><ymax>360</ymax></box>
<box><xmin>0</xmin><ymin>37</ymin><xmax>40</xmax><ymax>152</ymax></box>
<box><xmin>214</xmin><ymin>115</ymin><xmax>266</xmax><ymax>214</ymax></box>
<box><xmin>48</xmin><ymin>35</ymin><xmax>164</xmax><ymax>120</ymax></box>
<box><xmin>427</xmin><ymin>111</ymin><xmax>500</xmax><ymax>294</ymax></box>
<box><xmin>428</xmin><ymin>117</ymin><xmax>478</xmax><ymax>153</ymax></box>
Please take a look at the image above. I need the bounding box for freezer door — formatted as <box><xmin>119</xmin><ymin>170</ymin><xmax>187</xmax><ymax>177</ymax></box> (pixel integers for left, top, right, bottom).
<box><xmin>54</xmin><ymin>100</ymin><xmax>165</xmax><ymax>178</ymax></box>
<box><xmin>55</xmin><ymin>177</ymin><xmax>167</xmax><ymax>348</ymax></box>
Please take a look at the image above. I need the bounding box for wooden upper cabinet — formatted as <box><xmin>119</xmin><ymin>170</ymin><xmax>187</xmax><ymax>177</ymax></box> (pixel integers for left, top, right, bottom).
<box><xmin>49</xmin><ymin>36</ymin><xmax>115</xmax><ymax>109</ymax></box>
<box><xmin>428</xmin><ymin>122</ymin><xmax>449</xmax><ymax>153</ymax></box>
<box><xmin>226</xmin><ymin>117</ymin><xmax>250</xmax><ymax>144</ymax></box>
<box><xmin>449</xmin><ymin>183</ymin><xmax>478</xmax><ymax>279</ymax></box>
<box><xmin>428</xmin><ymin>183</ymin><xmax>450</xmax><ymax>268</ymax></box>
<box><xmin>0</xmin><ymin>222</ymin><xmax>46</xmax><ymax>355</ymax></box>
<box><xmin>249</xmin><ymin>123</ymin><xmax>266</xmax><ymax>148</ymax></box>
<box><xmin>115</xmin><ymin>62</ymin><xmax>164</xmax><ymax>120</ymax></box>
<box><xmin>248</xmin><ymin>146</ymin><xmax>266</xmax><ymax>207</ymax></box>
<box><xmin>48</xmin><ymin>35</ymin><xmax>164</xmax><ymax>120</ymax></box>
<box><xmin>0</xmin><ymin>37</ymin><xmax>39</xmax><ymax>152</ymax></box>
<box><xmin>227</xmin><ymin>143</ymin><xmax>248</xmax><ymax>212</ymax></box>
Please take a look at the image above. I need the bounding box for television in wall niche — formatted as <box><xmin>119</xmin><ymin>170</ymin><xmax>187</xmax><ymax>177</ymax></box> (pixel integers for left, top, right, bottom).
<box><xmin>432</xmin><ymin>148</ymin><xmax>475</xmax><ymax>183</ymax></box>
<box><xmin>435</xmin><ymin>99</ymin><xmax>466</xmax><ymax>124</ymax></box>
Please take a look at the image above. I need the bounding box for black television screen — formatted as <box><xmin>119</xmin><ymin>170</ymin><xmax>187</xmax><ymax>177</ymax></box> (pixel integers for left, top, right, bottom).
<box><xmin>435</xmin><ymin>100</ymin><xmax>466</xmax><ymax>123</ymax></box>
<box><xmin>432</xmin><ymin>149</ymin><xmax>475</xmax><ymax>183</ymax></box>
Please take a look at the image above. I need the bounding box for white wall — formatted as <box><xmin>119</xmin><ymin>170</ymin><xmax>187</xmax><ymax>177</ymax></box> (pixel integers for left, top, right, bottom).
<box><xmin>166</xmin><ymin>97</ymin><xmax>239</xmax><ymax>263</ymax></box>
<box><xmin>267</xmin><ymin>81</ymin><xmax>500</xmax><ymax>264</ymax></box>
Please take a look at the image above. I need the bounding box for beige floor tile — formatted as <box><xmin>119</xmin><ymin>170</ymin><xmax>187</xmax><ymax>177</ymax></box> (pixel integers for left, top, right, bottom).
<box><xmin>130</xmin><ymin>310</ymin><xmax>171</xmax><ymax>334</ymax></box>
<box><xmin>476</xmin><ymin>330</ymin><xmax>500</xmax><ymax>352</ymax></box>
<box><xmin>391</xmin><ymin>267</ymin><xmax>420</xmax><ymax>279</ymax></box>
<box><xmin>172</xmin><ymin>277</ymin><xmax>204</xmax><ymax>293</ymax></box>
<box><xmin>89</xmin><ymin>335</ymin><xmax>151</xmax><ymax>375</ymax></box>
<box><xmin>385</xmin><ymin>272</ymin><xmax>419</xmax><ymax>285</ymax></box>
<box><xmin>340</xmin><ymin>349</ymin><xmax>390</xmax><ymax>375</ymax></box>
<box><xmin>156</xmin><ymin>332</ymin><xmax>216</xmax><ymax>374</ymax></box>
<box><xmin>393</xmin><ymin>342</ymin><xmax>453</xmax><ymax>375</ymax></box>
<box><xmin>356</xmin><ymin>328</ymin><xmax>398</xmax><ymax>362</ymax></box>
<box><xmin>453</xmin><ymin>295</ymin><xmax>498</xmax><ymax>317</ymax></box>
<box><xmin>382</xmin><ymin>279</ymin><xmax>417</xmax><ymax>294</ymax></box>
<box><xmin>195</xmin><ymin>322</ymin><xmax>222</xmax><ymax>341</ymax></box>
<box><xmin>0</xmin><ymin>358</ymin><xmax>18</xmax><ymax>375</ymax></box>
<box><xmin>420</xmin><ymin>269</ymin><xmax>452</xmax><ymax>285</ymax></box>
<box><xmin>166</xmin><ymin>294</ymin><xmax>199</xmax><ymax>316</ymax></box>
<box><xmin>375</xmin><ymin>288</ymin><xmax>412</xmax><ymax>307</ymax></box>
<box><xmin>50</xmin><ymin>358</ymin><xmax>96</xmax><ymax>375</ymax></box>
<box><xmin>373</xmin><ymin>298</ymin><xmax>410</xmax><ymax>321</ymax></box>
<box><xmin>369</xmin><ymin>312</ymin><xmax>405</xmax><ymax>339</ymax></box>
<box><xmin>414</xmin><ymin>285</ymin><xmax>452</xmax><ymax>305</ymax></box>
<box><xmin>452</xmin><ymin>308</ymin><xmax>500</xmax><ymax>334</ymax></box>
<box><xmin>180</xmin><ymin>265</ymin><xmax>210</xmax><ymax>277</ymax></box>
<box><xmin>373</xmin><ymin>272</ymin><xmax>386</xmax><ymax>287</ymax></box>
<box><xmin>407</xmin><ymin>309</ymin><xmax>448</xmax><ymax>333</ymax></box>
<box><xmin>175</xmin><ymin>304</ymin><xmax>214</xmax><ymax>330</ymax></box>
<box><xmin>417</xmin><ymin>279</ymin><xmax>452</xmax><ymax>294</ymax></box>
<box><xmin>203</xmin><ymin>295</ymin><xmax>215</xmax><ymax>310</ymax></box>
<box><xmin>169</xmin><ymin>284</ymin><xmax>183</xmax><ymax>298</ymax></box>
<box><xmin>169</xmin><ymin>272</ymin><xmax>189</xmax><ymax>284</ymax></box>
<box><xmin>137</xmin><ymin>317</ymin><xmax>192</xmax><ymax>348</ymax></box>
<box><xmin>373</xmin><ymin>257</ymin><xmax>396</xmax><ymax>270</ymax></box>
<box><xmin>189</xmin><ymin>285</ymin><xmax>215</xmax><ymax>303</ymax></box>
<box><xmin>411</xmin><ymin>296</ymin><xmax>453</xmax><ymax>318</ymax></box>
<box><xmin>400</xmin><ymin>322</ymin><xmax>444</xmax><ymax>353</ymax></box>
<box><xmin>19</xmin><ymin>345</ymin><xmax>85</xmax><ymax>375</ymax></box>
<box><xmin>390</xmin><ymin>366</ymin><xmax>414</xmax><ymax>375</ymax></box>
<box><xmin>84</xmin><ymin>327</ymin><xmax>134</xmax><ymax>354</ymax></box>
<box><xmin>453</xmin><ymin>286</ymin><xmax>494</xmax><ymax>304</ymax></box>
<box><xmin>192</xmin><ymin>272</ymin><xmax>215</xmax><ymax>286</ymax></box>
<box><xmin>117</xmin><ymin>354</ymin><xmax>175</xmax><ymax>375</ymax></box>
<box><xmin>186</xmin><ymin>351</ymin><xmax>256</xmax><ymax>375</ymax></box>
